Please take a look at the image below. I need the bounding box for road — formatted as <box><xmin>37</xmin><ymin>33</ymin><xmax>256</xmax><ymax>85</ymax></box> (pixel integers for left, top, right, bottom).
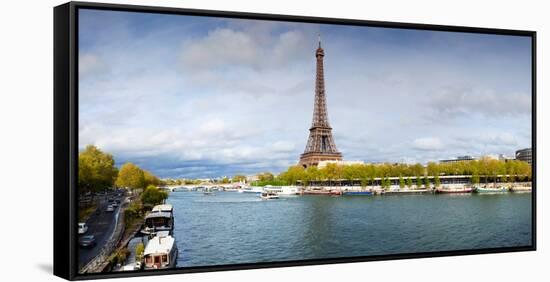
<box><xmin>78</xmin><ymin>192</ymin><xmax>123</xmax><ymax>269</ymax></box>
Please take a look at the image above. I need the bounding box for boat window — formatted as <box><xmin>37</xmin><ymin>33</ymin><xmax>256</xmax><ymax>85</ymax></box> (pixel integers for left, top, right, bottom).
<box><xmin>145</xmin><ymin>256</ymin><xmax>152</xmax><ymax>264</ymax></box>
<box><xmin>162</xmin><ymin>255</ymin><xmax>168</xmax><ymax>264</ymax></box>
<box><xmin>154</xmin><ymin>256</ymin><xmax>160</xmax><ymax>264</ymax></box>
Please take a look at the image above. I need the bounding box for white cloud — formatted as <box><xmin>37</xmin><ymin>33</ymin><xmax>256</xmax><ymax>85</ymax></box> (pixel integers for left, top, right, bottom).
<box><xmin>412</xmin><ymin>137</ymin><xmax>444</xmax><ymax>151</ymax></box>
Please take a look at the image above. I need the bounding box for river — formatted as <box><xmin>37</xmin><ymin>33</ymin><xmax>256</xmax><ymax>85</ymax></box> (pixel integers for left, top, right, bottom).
<box><xmin>166</xmin><ymin>191</ymin><xmax>532</xmax><ymax>267</ymax></box>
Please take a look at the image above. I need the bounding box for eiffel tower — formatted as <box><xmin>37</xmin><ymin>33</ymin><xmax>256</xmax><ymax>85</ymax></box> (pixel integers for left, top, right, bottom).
<box><xmin>299</xmin><ymin>36</ymin><xmax>343</xmax><ymax>168</ymax></box>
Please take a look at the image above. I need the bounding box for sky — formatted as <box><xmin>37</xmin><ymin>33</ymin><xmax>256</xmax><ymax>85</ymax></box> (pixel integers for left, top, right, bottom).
<box><xmin>78</xmin><ymin>9</ymin><xmax>532</xmax><ymax>179</ymax></box>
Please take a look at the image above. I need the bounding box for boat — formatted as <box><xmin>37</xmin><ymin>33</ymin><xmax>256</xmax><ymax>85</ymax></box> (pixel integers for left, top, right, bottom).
<box><xmin>151</xmin><ymin>204</ymin><xmax>173</xmax><ymax>214</ymax></box>
<box><xmin>260</xmin><ymin>191</ymin><xmax>279</xmax><ymax>200</ymax></box>
<box><xmin>384</xmin><ymin>188</ymin><xmax>429</xmax><ymax>195</ymax></box>
<box><xmin>203</xmin><ymin>187</ymin><xmax>214</xmax><ymax>195</ymax></box>
<box><xmin>241</xmin><ymin>186</ymin><xmax>264</xmax><ymax>194</ymax></box>
<box><xmin>264</xmin><ymin>186</ymin><xmax>299</xmax><ymax>196</ymax></box>
<box><xmin>141</xmin><ymin>205</ymin><xmax>174</xmax><ymax>236</ymax></box>
<box><xmin>143</xmin><ymin>231</ymin><xmax>178</xmax><ymax>270</ymax></box>
<box><xmin>475</xmin><ymin>186</ymin><xmax>509</xmax><ymax>193</ymax></box>
<box><xmin>510</xmin><ymin>185</ymin><xmax>532</xmax><ymax>193</ymax></box>
<box><xmin>224</xmin><ymin>188</ymin><xmax>239</xmax><ymax>192</ymax></box>
<box><xmin>342</xmin><ymin>190</ymin><xmax>373</xmax><ymax>196</ymax></box>
<box><xmin>301</xmin><ymin>188</ymin><xmax>342</xmax><ymax>196</ymax></box>
<box><xmin>435</xmin><ymin>186</ymin><xmax>473</xmax><ymax>193</ymax></box>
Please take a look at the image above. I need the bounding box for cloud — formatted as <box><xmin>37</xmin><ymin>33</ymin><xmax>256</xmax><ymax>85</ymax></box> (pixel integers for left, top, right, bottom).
<box><xmin>429</xmin><ymin>86</ymin><xmax>531</xmax><ymax>118</ymax></box>
<box><xmin>412</xmin><ymin>137</ymin><xmax>444</xmax><ymax>151</ymax></box>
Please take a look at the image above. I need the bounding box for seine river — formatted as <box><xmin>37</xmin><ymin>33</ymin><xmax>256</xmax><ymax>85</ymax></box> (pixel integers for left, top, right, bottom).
<box><xmin>166</xmin><ymin>191</ymin><xmax>532</xmax><ymax>267</ymax></box>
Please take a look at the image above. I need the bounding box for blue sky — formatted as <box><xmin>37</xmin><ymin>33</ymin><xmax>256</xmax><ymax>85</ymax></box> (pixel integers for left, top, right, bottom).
<box><xmin>78</xmin><ymin>9</ymin><xmax>532</xmax><ymax>179</ymax></box>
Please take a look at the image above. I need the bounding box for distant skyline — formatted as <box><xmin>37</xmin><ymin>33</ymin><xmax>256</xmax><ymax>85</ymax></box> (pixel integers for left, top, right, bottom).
<box><xmin>78</xmin><ymin>9</ymin><xmax>532</xmax><ymax>178</ymax></box>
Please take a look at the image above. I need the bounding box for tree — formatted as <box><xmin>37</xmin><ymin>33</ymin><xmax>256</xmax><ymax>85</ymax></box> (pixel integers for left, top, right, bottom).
<box><xmin>141</xmin><ymin>185</ymin><xmax>168</xmax><ymax>208</ymax></box>
<box><xmin>434</xmin><ymin>174</ymin><xmax>441</xmax><ymax>187</ymax></box>
<box><xmin>406</xmin><ymin>177</ymin><xmax>413</xmax><ymax>188</ymax></box>
<box><xmin>416</xmin><ymin>175</ymin><xmax>422</xmax><ymax>189</ymax></box>
<box><xmin>257</xmin><ymin>172</ymin><xmax>274</xmax><ymax>182</ymax></box>
<box><xmin>399</xmin><ymin>175</ymin><xmax>405</xmax><ymax>188</ymax></box>
<box><xmin>471</xmin><ymin>173</ymin><xmax>480</xmax><ymax>184</ymax></box>
<box><xmin>232</xmin><ymin>175</ymin><xmax>247</xmax><ymax>183</ymax></box>
<box><xmin>116</xmin><ymin>162</ymin><xmax>145</xmax><ymax>190</ymax></box>
<box><xmin>78</xmin><ymin>145</ymin><xmax>118</xmax><ymax>193</ymax></box>
<box><xmin>280</xmin><ymin>166</ymin><xmax>305</xmax><ymax>186</ymax></box>
<box><xmin>143</xmin><ymin>170</ymin><xmax>160</xmax><ymax>187</ymax></box>
<box><xmin>424</xmin><ymin>175</ymin><xmax>430</xmax><ymax>189</ymax></box>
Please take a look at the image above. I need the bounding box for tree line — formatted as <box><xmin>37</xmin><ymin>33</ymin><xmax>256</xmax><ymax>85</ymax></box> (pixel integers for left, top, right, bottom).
<box><xmin>277</xmin><ymin>157</ymin><xmax>532</xmax><ymax>187</ymax></box>
<box><xmin>78</xmin><ymin>145</ymin><xmax>162</xmax><ymax>193</ymax></box>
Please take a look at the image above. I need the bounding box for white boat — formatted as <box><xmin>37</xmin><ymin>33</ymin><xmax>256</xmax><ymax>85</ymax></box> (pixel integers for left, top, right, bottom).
<box><xmin>264</xmin><ymin>186</ymin><xmax>299</xmax><ymax>196</ymax></box>
<box><xmin>242</xmin><ymin>186</ymin><xmax>264</xmax><ymax>194</ymax></box>
<box><xmin>260</xmin><ymin>191</ymin><xmax>279</xmax><ymax>200</ymax></box>
<box><xmin>141</xmin><ymin>204</ymin><xmax>174</xmax><ymax>236</ymax></box>
<box><xmin>224</xmin><ymin>188</ymin><xmax>239</xmax><ymax>192</ymax></box>
<box><xmin>143</xmin><ymin>231</ymin><xmax>178</xmax><ymax>270</ymax></box>
<box><xmin>151</xmin><ymin>204</ymin><xmax>173</xmax><ymax>214</ymax></box>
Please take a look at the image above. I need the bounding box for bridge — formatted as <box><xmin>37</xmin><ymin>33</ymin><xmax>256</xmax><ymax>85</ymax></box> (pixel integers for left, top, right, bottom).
<box><xmin>159</xmin><ymin>183</ymin><xmax>245</xmax><ymax>192</ymax></box>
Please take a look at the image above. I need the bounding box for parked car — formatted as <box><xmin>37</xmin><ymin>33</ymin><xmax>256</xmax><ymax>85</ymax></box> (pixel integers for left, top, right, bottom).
<box><xmin>79</xmin><ymin>235</ymin><xmax>96</xmax><ymax>248</ymax></box>
<box><xmin>78</xmin><ymin>223</ymin><xmax>88</xmax><ymax>234</ymax></box>
<box><xmin>106</xmin><ymin>205</ymin><xmax>114</xmax><ymax>212</ymax></box>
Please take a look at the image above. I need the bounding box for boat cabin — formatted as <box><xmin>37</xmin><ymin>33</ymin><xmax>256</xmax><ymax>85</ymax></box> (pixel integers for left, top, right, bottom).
<box><xmin>143</xmin><ymin>231</ymin><xmax>177</xmax><ymax>270</ymax></box>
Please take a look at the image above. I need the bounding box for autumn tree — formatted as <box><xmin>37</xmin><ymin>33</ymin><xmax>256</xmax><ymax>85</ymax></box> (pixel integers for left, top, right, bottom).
<box><xmin>78</xmin><ymin>145</ymin><xmax>118</xmax><ymax>193</ymax></box>
<box><xmin>116</xmin><ymin>162</ymin><xmax>145</xmax><ymax>190</ymax></box>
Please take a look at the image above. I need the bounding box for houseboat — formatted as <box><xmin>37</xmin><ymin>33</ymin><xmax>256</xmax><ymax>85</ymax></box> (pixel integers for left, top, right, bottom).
<box><xmin>342</xmin><ymin>189</ymin><xmax>373</xmax><ymax>196</ymax></box>
<box><xmin>474</xmin><ymin>186</ymin><xmax>509</xmax><ymax>193</ymax></box>
<box><xmin>435</xmin><ymin>186</ymin><xmax>473</xmax><ymax>194</ymax></box>
<box><xmin>241</xmin><ymin>186</ymin><xmax>264</xmax><ymax>194</ymax></box>
<box><xmin>143</xmin><ymin>231</ymin><xmax>178</xmax><ymax>270</ymax></box>
<box><xmin>264</xmin><ymin>186</ymin><xmax>299</xmax><ymax>196</ymax></box>
<box><xmin>301</xmin><ymin>188</ymin><xmax>342</xmax><ymax>196</ymax></box>
<box><xmin>510</xmin><ymin>185</ymin><xmax>532</xmax><ymax>192</ymax></box>
<box><xmin>141</xmin><ymin>204</ymin><xmax>174</xmax><ymax>236</ymax></box>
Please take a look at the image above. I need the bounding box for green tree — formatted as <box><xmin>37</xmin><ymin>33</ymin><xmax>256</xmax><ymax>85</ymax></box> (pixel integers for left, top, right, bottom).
<box><xmin>416</xmin><ymin>175</ymin><xmax>422</xmax><ymax>189</ymax></box>
<box><xmin>141</xmin><ymin>185</ymin><xmax>168</xmax><ymax>208</ymax></box>
<box><xmin>406</xmin><ymin>177</ymin><xmax>413</xmax><ymax>188</ymax></box>
<box><xmin>471</xmin><ymin>174</ymin><xmax>480</xmax><ymax>184</ymax></box>
<box><xmin>434</xmin><ymin>174</ymin><xmax>441</xmax><ymax>187</ymax></box>
<box><xmin>116</xmin><ymin>162</ymin><xmax>145</xmax><ymax>190</ymax></box>
<box><xmin>78</xmin><ymin>145</ymin><xmax>118</xmax><ymax>193</ymax></box>
<box><xmin>280</xmin><ymin>166</ymin><xmax>305</xmax><ymax>186</ymax></box>
<box><xmin>135</xmin><ymin>242</ymin><xmax>145</xmax><ymax>261</ymax></box>
<box><xmin>424</xmin><ymin>175</ymin><xmax>430</xmax><ymax>189</ymax></box>
<box><xmin>399</xmin><ymin>175</ymin><xmax>405</xmax><ymax>188</ymax></box>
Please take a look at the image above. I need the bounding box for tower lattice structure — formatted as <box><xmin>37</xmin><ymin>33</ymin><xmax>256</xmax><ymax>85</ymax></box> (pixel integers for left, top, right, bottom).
<box><xmin>299</xmin><ymin>37</ymin><xmax>342</xmax><ymax>168</ymax></box>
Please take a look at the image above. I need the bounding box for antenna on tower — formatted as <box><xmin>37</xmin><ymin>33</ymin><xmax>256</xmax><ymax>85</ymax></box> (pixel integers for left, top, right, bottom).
<box><xmin>318</xmin><ymin>33</ymin><xmax>321</xmax><ymax>48</ymax></box>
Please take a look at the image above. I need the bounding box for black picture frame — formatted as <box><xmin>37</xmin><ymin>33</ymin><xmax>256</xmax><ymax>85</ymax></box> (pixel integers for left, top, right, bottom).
<box><xmin>54</xmin><ymin>1</ymin><xmax>537</xmax><ymax>280</ymax></box>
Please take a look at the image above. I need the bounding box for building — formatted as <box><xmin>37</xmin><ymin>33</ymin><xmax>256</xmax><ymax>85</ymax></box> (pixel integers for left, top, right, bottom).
<box><xmin>298</xmin><ymin>36</ymin><xmax>343</xmax><ymax>168</ymax></box>
<box><xmin>317</xmin><ymin>160</ymin><xmax>365</xmax><ymax>168</ymax></box>
<box><xmin>515</xmin><ymin>148</ymin><xmax>532</xmax><ymax>165</ymax></box>
<box><xmin>439</xmin><ymin>155</ymin><xmax>475</xmax><ymax>163</ymax></box>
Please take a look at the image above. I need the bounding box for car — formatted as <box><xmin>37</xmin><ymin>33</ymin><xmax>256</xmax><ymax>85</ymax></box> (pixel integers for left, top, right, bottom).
<box><xmin>106</xmin><ymin>205</ymin><xmax>114</xmax><ymax>212</ymax></box>
<box><xmin>79</xmin><ymin>235</ymin><xmax>96</xmax><ymax>248</ymax></box>
<box><xmin>78</xmin><ymin>223</ymin><xmax>88</xmax><ymax>234</ymax></box>
<box><xmin>111</xmin><ymin>202</ymin><xmax>118</xmax><ymax>207</ymax></box>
